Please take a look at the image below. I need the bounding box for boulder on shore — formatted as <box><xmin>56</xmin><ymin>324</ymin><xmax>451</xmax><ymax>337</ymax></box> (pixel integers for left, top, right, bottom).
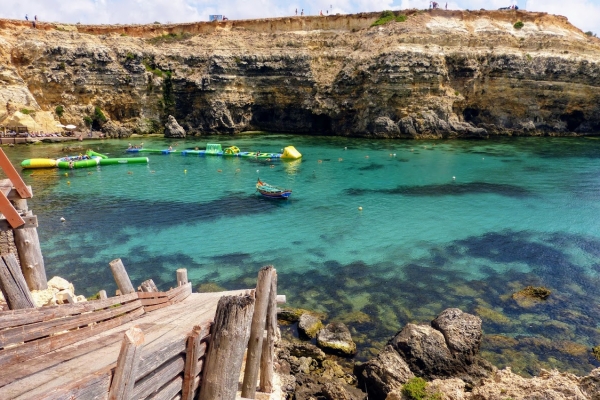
<box><xmin>316</xmin><ymin>322</ymin><xmax>357</xmax><ymax>356</ymax></box>
<box><xmin>298</xmin><ymin>313</ymin><xmax>323</xmax><ymax>338</ymax></box>
<box><xmin>164</xmin><ymin>115</ymin><xmax>186</xmax><ymax>138</ymax></box>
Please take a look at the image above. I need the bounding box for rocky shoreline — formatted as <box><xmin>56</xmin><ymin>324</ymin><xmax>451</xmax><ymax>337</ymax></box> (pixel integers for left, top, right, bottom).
<box><xmin>276</xmin><ymin>307</ymin><xmax>600</xmax><ymax>399</ymax></box>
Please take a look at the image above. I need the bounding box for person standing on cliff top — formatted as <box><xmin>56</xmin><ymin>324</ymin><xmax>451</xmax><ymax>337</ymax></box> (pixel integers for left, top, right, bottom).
<box><xmin>295</xmin><ymin>8</ymin><xmax>297</xmax><ymax>15</ymax></box>
<box><xmin>301</xmin><ymin>9</ymin><xmax>304</xmax><ymax>15</ymax></box>
<box><xmin>34</xmin><ymin>15</ymin><xmax>37</xmax><ymax>21</ymax></box>
<box><xmin>25</xmin><ymin>14</ymin><xmax>28</xmax><ymax>20</ymax></box>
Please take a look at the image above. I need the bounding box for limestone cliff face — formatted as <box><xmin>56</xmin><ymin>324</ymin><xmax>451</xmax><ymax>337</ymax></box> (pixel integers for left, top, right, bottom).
<box><xmin>1</xmin><ymin>10</ymin><xmax>599</xmax><ymax>138</ymax></box>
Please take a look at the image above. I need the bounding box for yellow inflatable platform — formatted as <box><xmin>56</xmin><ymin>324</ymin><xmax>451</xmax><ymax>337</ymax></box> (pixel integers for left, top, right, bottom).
<box><xmin>281</xmin><ymin>146</ymin><xmax>302</xmax><ymax>159</ymax></box>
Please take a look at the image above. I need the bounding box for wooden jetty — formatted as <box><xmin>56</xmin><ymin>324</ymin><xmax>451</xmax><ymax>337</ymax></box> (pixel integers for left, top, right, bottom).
<box><xmin>0</xmin><ymin>148</ymin><xmax>283</xmax><ymax>400</ymax></box>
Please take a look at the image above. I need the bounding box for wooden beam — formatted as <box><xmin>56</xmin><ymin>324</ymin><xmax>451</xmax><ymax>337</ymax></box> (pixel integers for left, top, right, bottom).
<box><xmin>198</xmin><ymin>294</ymin><xmax>255</xmax><ymax>400</ymax></box>
<box><xmin>241</xmin><ymin>266</ymin><xmax>274</xmax><ymax>399</ymax></box>
<box><xmin>0</xmin><ymin>189</ymin><xmax>25</xmax><ymax>228</ymax></box>
<box><xmin>132</xmin><ymin>355</ymin><xmax>185</xmax><ymax>399</ymax></box>
<box><xmin>260</xmin><ymin>270</ymin><xmax>277</xmax><ymax>393</ymax></box>
<box><xmin>109</xmin><ymin>258</ymin><xmax>135</xmax><ymax>295</ymax></box>
<box><xmin>182</xmin><ymin>324</ymin><xmax>205</xmax><ymax>400</ymax></box>
<box><xmin>0</xmin><ymin>252</ymin><xmax>35</xmax><ymax>310</ymax></box>
<box><xmin>0</xmin><ymin>214</ymin><xmax>37</xmax><ymax>231</ymax></box>
<box><xmin>0</xmin><ymin>148</ymin><xmax>32</xmax><ymax>199</ymax></box>
<box><xmin>108</xmin><ymin>326</ymin><xmax>145</xmax><ymax>400</ymax></box>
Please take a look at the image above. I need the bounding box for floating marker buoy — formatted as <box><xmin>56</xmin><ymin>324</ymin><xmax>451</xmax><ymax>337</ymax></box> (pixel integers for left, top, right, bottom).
<box><xmin>358</xmin><ymin>206</ymin><xmax>363</xmax><ymax>211</ymax></box>
<box><xmin>235</xmin><ymin>168</ymin><xmax>240</xmax><ymax>173</ymax></box>
<box><xmin>365</xmin><ymin>156</ymin><xmax>369</xmax><ymax>158</ymax></box>
<box><xmin>338</xmin><ymin>158</ymin><xmax>343</xmax><ymax>161</ymax></box>
<box><xmin>452</xmin><ymin>176</ymin><xmax>456</xmax><ymax>180</ymax></box>
<box><xmin>60</xmin><ymin>217</ymin><xmax>65</xmax><ymax>222</ymax></box>
<box><xmin>344</xmin><ymin>147</ymin><xmax>347</xmax><ymax>150</ymax></box>
<box><xmin>184</xmin><ymin>169</ymin><xmax>187</xmax><ymax>173</ymax></box>
<box><xmin>318</xmin><ymin>160</ymin><xmax>322</xmax><ymax>163</ymax></box>
<box><xmin>217</xmin><ymin>169</ymin><xmax>222</xmax><ymax>173</ymax></box>
<box><xmin>67</xmin><ymin>181</ymin><xmax>70</xmax><ymax>185</ymax></box>
<box><xmin>64</xmin><ymin>173</ymin><xmax>68</xmax><ymax>177</ymax></box>
<box><xmin>257</xmin><ymin>170</ymin><xmax>259</xmax><ymax>173</ymax></box>
<box><xmin>393</xmin><ymin>153</ymin><xmax>396</xmax><ymax>156</ymax></box>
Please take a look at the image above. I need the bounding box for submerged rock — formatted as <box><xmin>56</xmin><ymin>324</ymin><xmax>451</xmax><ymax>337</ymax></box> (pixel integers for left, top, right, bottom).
<box><xmin>317</xmin><ymin>322</ymin><xmax>357</xmax><ymax>356</ymax></box>
<box><xmin>512</xmin><ymin>286</ymin><xmax>552</xmax><ymax>308</ymax></box>
<box><xmin>299</xmin><ymin>313</ymin><xmax>323</xmax><ymax>338</ymax></box>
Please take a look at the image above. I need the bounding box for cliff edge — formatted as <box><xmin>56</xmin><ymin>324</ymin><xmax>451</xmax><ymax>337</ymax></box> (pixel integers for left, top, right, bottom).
<box><xmin>1</xmin><ymin>9</ymin><xmax>599</xmax><ymax>138</ymax></box>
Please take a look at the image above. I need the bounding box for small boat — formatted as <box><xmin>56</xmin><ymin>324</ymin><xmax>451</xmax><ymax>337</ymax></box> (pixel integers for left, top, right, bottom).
<box><xmin>256</xmin><ymin>178</ymin><xmax>292</xmax><ymax>199</ymax></box>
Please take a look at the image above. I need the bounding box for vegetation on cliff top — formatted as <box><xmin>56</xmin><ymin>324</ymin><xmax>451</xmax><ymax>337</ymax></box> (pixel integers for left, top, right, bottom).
<box><xmin>372</xmin><ymin>10</ymin><xmax>407</xmax><ymax>26</ymax></box>
<box><xmin>513</xmin><ymin>21</ymin><xmax>524</xmax><ymax>29</ymax></box>
<box><xmin>147</xmin><ymin>32</ymin><xmax>192</xmax><ymax>45</ymax></box>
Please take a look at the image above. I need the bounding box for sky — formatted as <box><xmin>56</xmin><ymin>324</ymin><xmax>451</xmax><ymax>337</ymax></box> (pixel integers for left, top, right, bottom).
<box><xmin>0</xmin><ymin>0</ymin><xmax>598</xmax><ymax>33</ymax></box>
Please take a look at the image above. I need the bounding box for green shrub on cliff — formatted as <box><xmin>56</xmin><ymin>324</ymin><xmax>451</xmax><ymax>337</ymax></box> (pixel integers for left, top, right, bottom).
<box><xmin>372</xmin><ymin>10</ymin><xmax>407</xmax><ymax>26</ymax></box>
<box><xmin>20</xmin><ymin>108</ymin><xmax>33</xmax><ymax>115</ymax></box>
<box><xmin>55</xmin><ymin>105</ymin><xmax>64</xmax><ymax>117</ymax></box>
<box><xmin>513</xmin><ymin>21</ymin><xmax>524</xmax><ymax>30</ymax></box>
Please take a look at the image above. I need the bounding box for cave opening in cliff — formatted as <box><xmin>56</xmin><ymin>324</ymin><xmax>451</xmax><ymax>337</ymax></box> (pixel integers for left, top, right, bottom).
<box><xmin>560</xmin><ymin>110</ymin><xmax>585</xmax><ymax>132</ymax></box>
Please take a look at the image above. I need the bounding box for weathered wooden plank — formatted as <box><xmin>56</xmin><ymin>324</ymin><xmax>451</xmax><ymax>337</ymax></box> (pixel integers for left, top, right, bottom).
<box><xmin>242</xmin><ymin>266</ymin><xmax>274</xmax><ymax>398</ymax></box>
<box><xmin>14</xmin><ymin>210</ymin><xmax>47</xmax><ymax>291</ymax></box>
<box><xmin>137</xmin><ymin>291</ymin><xmax>168</xmax><ymax>299</ymax></box>
<box><xmin>167</xmin><ymin>282</ymin><xmax>191</xmax><ymax>300</ymax></box>
<box><xmin>198</xmin><ymin>294</ymin><xmax>255</xmax><ymax>400</ymax></box>
<box><xmin>0</xmin><ymin>299</ymin><xmax>143</xmax><ymax>347</ymax></box>
<box><xmin>193</xmin><ymin>358</ymin><xmax>205</xmax><ymax>378</ymax></box>
<box><xmin>177</xmin><ymin>268</ymin><xmax>188</xmax><ymax>286</ymax></box>
<box><xmin>147</xmin><ymin>375</ymin><xmax>183</xmax><ymax>400</ymax></box>
<box><xmin>140</xmin><ymin>296</ymin><xmax>171</xmax><ymax>307</ymax></box>
<box><xmin>109</xmin><ymin>258</ymin><xmax>135</xmax><ymax>295</ymax></box>
<box><xmin>170</xmin><ymin>284</ymin><xmax>192</xmax><ymax>304</ymax></box>
<box><xmin>34</xmin><ymin>369</ymin><xmax>112</xmax><ymax>400</ymax></box>
<box><xmin>0</xmin><ymin>253</ymin><xmax>35</xmax><ymax>310</ymax></box>
<box><xmin>108</xmin><ymin>326</ymin><xmax>145</xmax><ymax>400</ymax></box>
<box><xmin>260</xmin><ymin>271</ymin><xmax>278</xmax><ymax>393</ymax></box>
<box><xmin>132</xmin><ymin>355</ymin><xmax>185</xmax><ymax>399</ymax></box>
<box><xmin>182</xmin><ymin>325</ymin><xmax>204</xmax><ymax>400</ymax></box>
<box><xmin>0</xmin><ymin>307</ymin><xmax>145</xmax><ymax>369</ymax></box>
<box><xmin>135</xmin><ymin>337</ymin><xmax>186</xmax><ymax>381</ymax></box>
<box><xmin>144</xmin><ymin>301</ymin><xmax>173</xmax><ymax>312</ymax></box>
<box><xmin>0</xmin><ymin>324</ymin><xmax>124</xmax><ymax>386</ymax></box>
<box><xmin>0</xmin><ymin>292</ymin><xmax>138</xmax><ymax>329</ymax></box>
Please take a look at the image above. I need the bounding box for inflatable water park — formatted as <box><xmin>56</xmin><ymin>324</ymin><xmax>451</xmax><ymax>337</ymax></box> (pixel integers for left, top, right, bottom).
<box><xmin>21</xmin><ymin>150</ymin><xmax>149</xmax><ymax>169</ymax></box>
<box><xmin>126</xmin><ymin>144</ymin><xmax>302</xmax><ymax>160</ymax></box>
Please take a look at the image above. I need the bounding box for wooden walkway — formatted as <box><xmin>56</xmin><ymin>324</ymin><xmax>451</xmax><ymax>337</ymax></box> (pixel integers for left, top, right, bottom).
<box><xmin>0</xmin><ymin>290</ymin><xmax>245</xmax><ymax>400</ymax></box>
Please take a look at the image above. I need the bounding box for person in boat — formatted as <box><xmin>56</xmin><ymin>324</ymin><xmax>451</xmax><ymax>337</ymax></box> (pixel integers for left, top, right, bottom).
<box><xmin>128</xmin><ymin>143</ymin><xmax>132</xmax><ymax>149</ymax></box>
<box><xmin>168</xmin><ymin>145</ymin><xmax>173</xmax><ymax>151</ymax></box>
<box><xmin>256</xmin><ymin>150</ymin><xmax>261</xmax><ymax>157</ymax></box>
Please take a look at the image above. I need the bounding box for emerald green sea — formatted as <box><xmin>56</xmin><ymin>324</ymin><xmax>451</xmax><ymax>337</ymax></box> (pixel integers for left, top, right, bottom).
<box><xmin>6</xmin><ymin>134</ymin><xmax>600</xmax><ymax>376</ymax></box>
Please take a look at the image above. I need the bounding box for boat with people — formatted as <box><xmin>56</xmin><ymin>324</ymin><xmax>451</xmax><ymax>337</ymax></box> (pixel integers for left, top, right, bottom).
<box><xmin>256</xmin><ymin>178</ymin><xmax>292</xmax><ymax>199</ymax></box>
<box><xmin>126</xmin><ymin>144</ymin><xmax>302</xmax><ymax>160</ymax></box>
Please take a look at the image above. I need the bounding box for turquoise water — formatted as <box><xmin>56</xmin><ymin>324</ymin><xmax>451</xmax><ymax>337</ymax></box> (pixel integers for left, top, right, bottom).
<box><xmin>6</xmin><ymin>135</ymin><xmax>600</xmax><ymax>376</ymax></box>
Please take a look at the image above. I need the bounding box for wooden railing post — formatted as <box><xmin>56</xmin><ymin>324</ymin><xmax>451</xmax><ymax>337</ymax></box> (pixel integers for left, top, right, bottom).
<box><xmin>177</xmin><ymin>268</ymin><xmax>188</xmax><ymax>286</ymax></box>
<box><xmin>13</xmin><ymin>214</ymin><xmax>47</xmax><ymax>290</ymax></box>
<box><xmin>0</xmin><ymin>253</ymin><xmax>35</xmax><ymax>309</ymax></box>
<box><xmin>98</xmin><ymin>290</ymin><xmax>107</xmax><ymax>300</ymax></box>
<box><xmin>108</xmin><ymin>326</ymin><xmax>144</xmax><ymax>400</ymax></box>
<box><xmin>241</xmin><ymin>266</ymin><xmax>274</xmax><ymax>398</ymax></box>
<box><xmin>140</xmin><ymin>279</ymin><xmax>158</xmax><ymax>292</ymax></box>
<box><xmin>109</xmin><ymin>258</ymin><xmax>135</xmax><ymax>295</ymax></box>
<box><xmin>259</xmin><ymin>270</ymin><xmax>277</xmax><ymax>393</ymax></box>
<box><xmin>182</xmin><ymin>324</ymin><xmax>206</xmax><ymax>400</ymax></box>
<box><xmin>198</xmin><ymin>294</ymin><xmax>255</xmax><ymax>400</ymax></box>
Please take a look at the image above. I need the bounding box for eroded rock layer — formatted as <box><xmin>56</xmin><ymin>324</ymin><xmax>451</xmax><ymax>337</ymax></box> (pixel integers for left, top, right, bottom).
<box><xmin>1</xmin><ymin>10</ymin><xmax>599</xmax><ymax>138</ymax></box>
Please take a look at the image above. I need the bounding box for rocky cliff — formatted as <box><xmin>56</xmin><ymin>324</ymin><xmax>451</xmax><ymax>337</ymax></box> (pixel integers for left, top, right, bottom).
<box><xmin>1</xmin><ymin>9</ymin><xmax>599</xmax><ymax>138</ymax></box>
